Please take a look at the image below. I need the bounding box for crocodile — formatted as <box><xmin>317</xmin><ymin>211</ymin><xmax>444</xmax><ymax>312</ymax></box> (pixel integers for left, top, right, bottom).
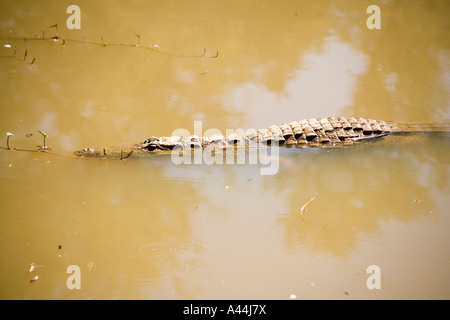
<box><xmin>74</xmin><ymin>116</ymin><xmax>450</xmax><ymax>159</ymax></box>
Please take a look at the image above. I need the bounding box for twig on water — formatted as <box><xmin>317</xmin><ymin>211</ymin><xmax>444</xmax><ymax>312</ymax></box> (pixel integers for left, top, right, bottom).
<box><xmin>298</xmin><ymin>195</ymin><xmax>317</xmax><ymax>216</ymax></box>
<box><xmin>0</xmin><ymin>25</ymin><xmax>220</xmax><ymax>62</ymax></box>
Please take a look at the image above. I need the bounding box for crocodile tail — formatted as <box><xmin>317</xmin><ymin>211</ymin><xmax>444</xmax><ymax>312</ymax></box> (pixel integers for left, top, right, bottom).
<box><xmin>386</xmin><ymin>120</ymin><xmax>450</xmax><ymax>133</ymax></box>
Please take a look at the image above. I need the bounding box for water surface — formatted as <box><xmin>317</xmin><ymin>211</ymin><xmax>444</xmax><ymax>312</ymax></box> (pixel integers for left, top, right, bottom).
<box><xmin>0</xmin><ymin>0</ymin><xmax>449</xmax><ymax>299</ymax></box>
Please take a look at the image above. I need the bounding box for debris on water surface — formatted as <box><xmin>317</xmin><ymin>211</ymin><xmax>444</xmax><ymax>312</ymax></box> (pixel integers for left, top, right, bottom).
<box><xmin>27</xmin><ymin>275</ymin><xmax>39</xmax><ymax>285</ymax></box>
<box><xmin>28</xmin><ymin>263</ymin><xmax>36</xmax><ymax>273</ymax></box>
<box><xmin>298</xmin><ymin>195</ymin><xmax>317</xmax><ymax>216</ymax></box>
<box><xmin>87</xmin><ymin>261</ymin><xmax>95</xmax><ymax>272</ymax></box>
<box><xmin>28</xmin><ymin>262</ymin><xmax>42</xmax><ymax>273</ymax></box>
<box><xmin>199</xmin><ymin>69</ymin><xmax>212</xmax><ymax>75</ymax></box>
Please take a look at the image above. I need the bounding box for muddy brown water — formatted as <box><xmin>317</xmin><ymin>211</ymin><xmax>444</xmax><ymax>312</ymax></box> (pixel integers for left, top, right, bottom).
<box><xmin>0</xmin><ymin>0</ymin><xmax>449</xmax><ymax>299</ymax></box>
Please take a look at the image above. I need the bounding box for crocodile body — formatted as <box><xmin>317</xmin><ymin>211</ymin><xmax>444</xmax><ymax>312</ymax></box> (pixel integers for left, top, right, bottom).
<box><xmin>74</xmin><ymin>117</ymin><xmax>450</xmax><ymax>158</ymax></box>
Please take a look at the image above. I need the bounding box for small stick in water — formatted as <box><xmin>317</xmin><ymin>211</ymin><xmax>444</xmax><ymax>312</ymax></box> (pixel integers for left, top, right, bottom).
<box><xmin>298</xmin><ymin>195</ymin><xmax>317</xmax><ymax>216</ymax></box>
<box><xmin>27</xmin><ymin>275</ymin><xmax>39</xmax><ymax>285</ymax></box>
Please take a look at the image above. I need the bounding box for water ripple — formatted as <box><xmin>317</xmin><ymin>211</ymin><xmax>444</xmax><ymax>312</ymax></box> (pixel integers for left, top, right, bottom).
<box><xmin>129</xmin><ymin>238</ymin><xmax>208</xmax><ymax>284</ymax></box>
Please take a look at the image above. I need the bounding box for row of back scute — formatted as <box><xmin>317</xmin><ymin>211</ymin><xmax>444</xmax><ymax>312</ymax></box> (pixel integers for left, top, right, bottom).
<box><xmin>246</xmin><ymin>117</ymin><xmax>392</xmax><ymax>146</ymax></box>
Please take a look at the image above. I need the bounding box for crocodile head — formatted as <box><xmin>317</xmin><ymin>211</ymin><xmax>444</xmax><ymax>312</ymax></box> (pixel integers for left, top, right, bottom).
<box><xmin>74</xmin><ymin>147</ymin><xmax>103</xmax><ymax>158</ymax></box>
<box><xmin>74</xmin><ymin>145</ymin><xmax>136</xmax><ymax>159</ymax></box>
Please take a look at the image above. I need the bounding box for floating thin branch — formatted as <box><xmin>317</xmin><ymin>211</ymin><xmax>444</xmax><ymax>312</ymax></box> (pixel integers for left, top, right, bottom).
<box><xmin>298</xmin><ymin>195</ymin><xmax>317</xmax><ymax>216</ymax></box>
<box><xmin>0</xmin><ymin>24</ymin><xmax>219</xmax><ymax>61</ymax></box>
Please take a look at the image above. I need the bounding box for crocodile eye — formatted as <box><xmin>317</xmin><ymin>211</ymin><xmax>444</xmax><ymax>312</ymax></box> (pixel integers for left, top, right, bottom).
<box><xmin>83</xmin><ymin>147</ymin><xmax>95</xmax><ymax>153</ymax></box>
